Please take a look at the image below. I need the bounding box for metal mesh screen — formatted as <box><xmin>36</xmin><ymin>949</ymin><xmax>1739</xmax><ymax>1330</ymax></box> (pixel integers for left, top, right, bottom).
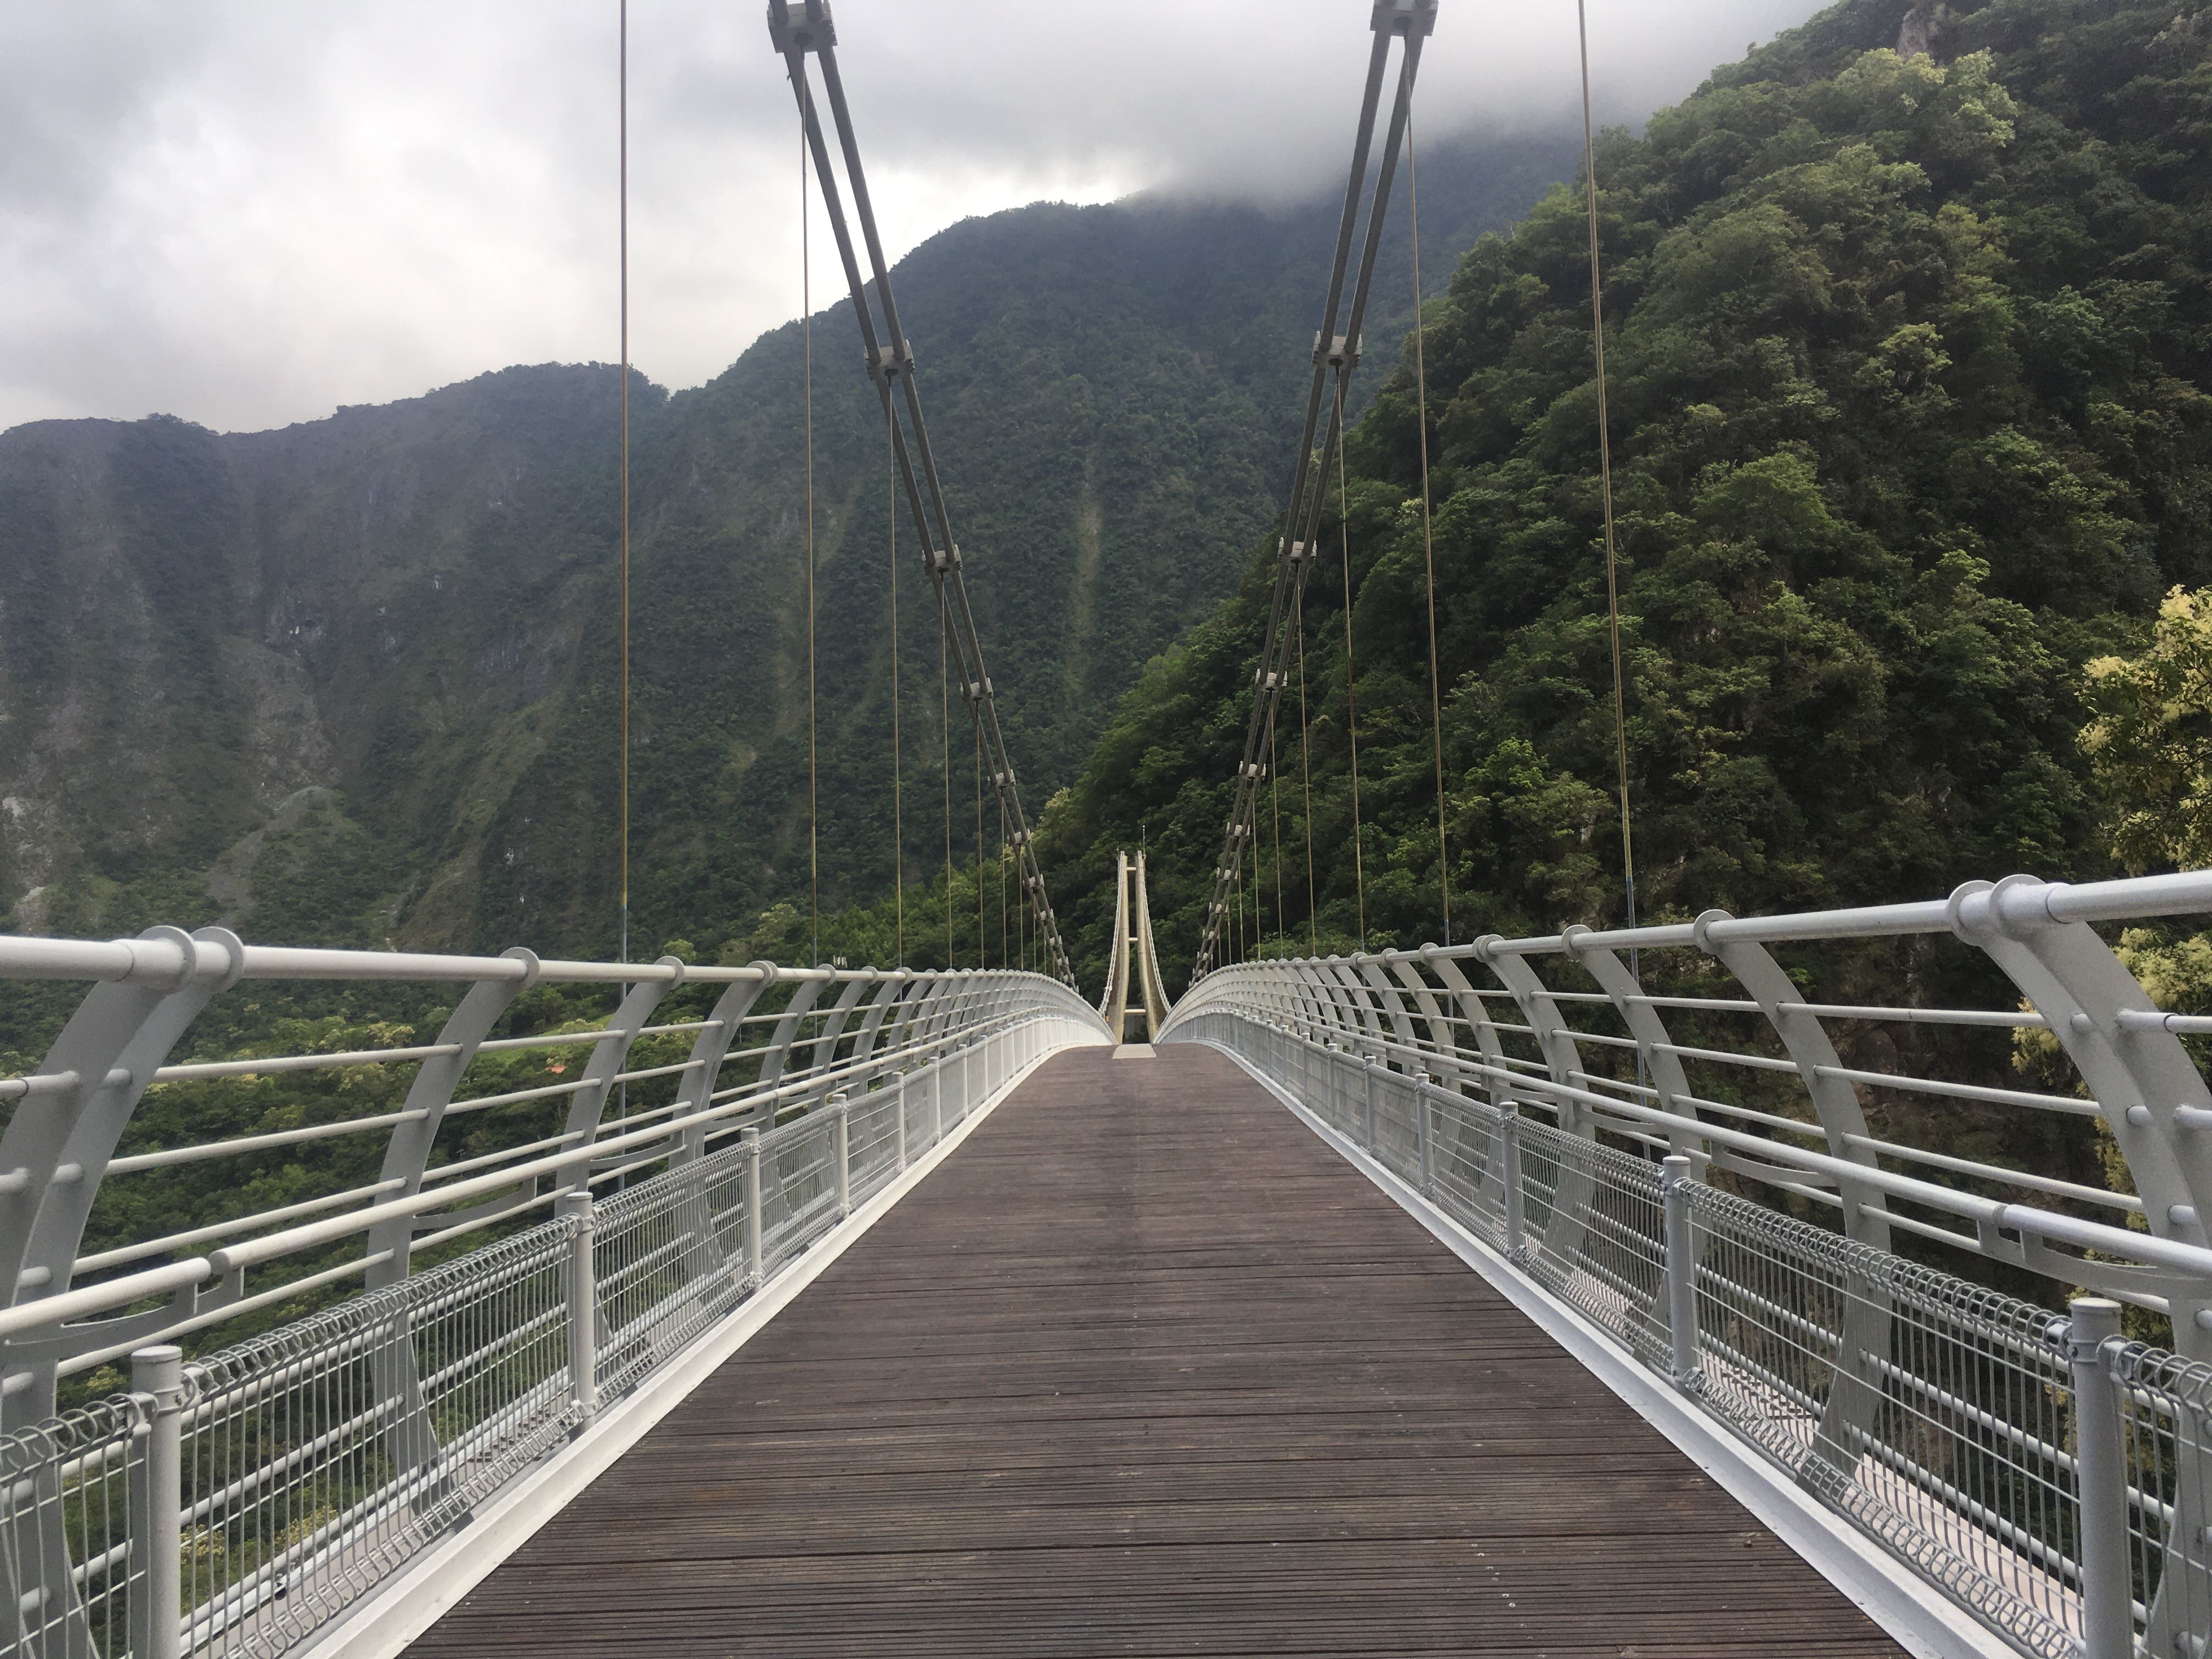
<box><xmin>1187</xmin><ymin>1009</ymin><xmax>2212</xmax><ymax>1659</ymax></box>
<box><xmin>0</xmin><ymin>1397</ymin><xmax>145</xmax><ymax>1658</ymax></box>
<box><xmin>181</xmin><ymin>1227</ymin><xmax>571</xmax><ymax>1658</ymax></box>
<box><xmin>2112</xmin><ymin>1342</ymin><xmax>2212</xmax><ymax>1658</ymax></box>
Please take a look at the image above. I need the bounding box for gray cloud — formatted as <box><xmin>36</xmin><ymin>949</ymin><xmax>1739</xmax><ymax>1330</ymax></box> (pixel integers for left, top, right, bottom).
<box><xmin>0</xmin><ymin>0</ymin><xmax>1826</xmax><ymax>435</ymax></box>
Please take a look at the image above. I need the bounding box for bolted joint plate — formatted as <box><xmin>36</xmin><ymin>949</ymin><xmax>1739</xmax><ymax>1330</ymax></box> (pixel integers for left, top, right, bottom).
<box><xmin>1313</xmin><ymin>332</ymin><xmax>1362</xmax><ymax>369</ymax></box>
<box><xmin>865</xmin><ymin>339</ymin><xmax>915</xmax><ymax>383</ymax></box>
<box><xmin>767</xmin><ymin>2</ymin><xmax>837</xmax><ymax>54</ymax></box>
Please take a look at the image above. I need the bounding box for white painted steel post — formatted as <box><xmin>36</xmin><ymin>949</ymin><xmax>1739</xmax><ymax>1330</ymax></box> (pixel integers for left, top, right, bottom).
<box><xmin>1661</xmin><ymin>1156</ymin><xmax>1700</xmax><ymax>1387</ymax></box>
<box><xmin>128</xmin><ymin>1345</ymin><xmax>185</xmax><ymax>1659</ymax></box>
<box><xmin>741</xmin><ymin>1126</ymin><xmax>764</xmax><ymax>1287</ymax></box>
<box><xmin>2066</xmin><ymin>1297</ymin><xmax>2133</xmax><ymax>1659</ymax></box>
<box><xmin>1500</xmin><ymin>1108</ymin><xmax>1525</xmax><ymax>1259</ymax></box>
<box><xmin>894</xmin><ymin>1073</ymin><xmax>909</xmax><ymax>1172</ymax></box>
<box><xmin>930</xmin><ymin>1062</ymin><xmax>944</xmax><ymax>1147</ymax></box>
<box><xmin>830</xmin><ymin>1092</ymin><xmax>851</xmax><ymax>1218</ymax></box>
<box><xmin>1362</xmin><ymin>1053</ymin><xmax>1379</xmax><ymax>1149</ymax></box>
<box><xmin>557</xmin><ymin>1189</ymin><xmax>597</xmax><ymax>1426</ymax></box>
<box><xmin>1415</xmin><ymin>1076</ymin><xmax>1435</xmax><ymax>1194</ymax></box>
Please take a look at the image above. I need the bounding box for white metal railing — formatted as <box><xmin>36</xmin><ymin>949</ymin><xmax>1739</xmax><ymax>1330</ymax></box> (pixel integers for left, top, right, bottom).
<box><xmin>1163</xmin><ymin>867</ymin><xmax>2212</xmax><ymax>1659</ymax></box>
<box><xmin>0</xmin><ymin>932</ymin><xmax>1107</xmax><ymax>1656</ymax></box>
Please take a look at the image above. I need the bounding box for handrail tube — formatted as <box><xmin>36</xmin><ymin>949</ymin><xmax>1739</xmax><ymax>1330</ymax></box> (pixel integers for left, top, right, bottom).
<box><xmin>1250</xmin><ymin>1015</ymin><xmax>2212</xmax><ymax>1283</ymax></box>
<box><xmin>0</xmin><ymin>1003</ymin><xmax>1085</xmax><ymax>1343</ymax></box>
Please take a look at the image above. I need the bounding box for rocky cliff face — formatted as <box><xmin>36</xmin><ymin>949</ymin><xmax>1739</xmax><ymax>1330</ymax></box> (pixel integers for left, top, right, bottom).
<box><xmin>0</xmin><ymin>135</ymin><xmax>1575</xmax><ymax>958</ymax></box>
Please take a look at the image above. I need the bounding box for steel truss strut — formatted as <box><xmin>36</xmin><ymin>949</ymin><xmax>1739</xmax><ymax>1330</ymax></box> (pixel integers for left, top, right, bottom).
<box><xmin>769</xmin><ymin>0</ymin><xmax>1074</xmax><ymax>988</ymax></box>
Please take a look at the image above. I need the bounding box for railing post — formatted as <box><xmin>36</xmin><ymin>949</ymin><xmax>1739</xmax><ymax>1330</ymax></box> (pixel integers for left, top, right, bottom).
<box><xmin>741</xmin><ymin>1126</ymin><xmax>764</xmax><ymax>1288</ymax></box>
<box><xmin>557</xmin><ymin>1190</ymin><xmax>597</xmax><ymax>1427</ymax></box>
<box><xmin>931</xmin><ymin>1061</ymin><xmax>944</xmax><ymax>1146</ymax></box>
<box><xmin>1661</xmin><ymin>1156</ymin><xmax>1700</xmax><ymax>1387</ymax></box>
<box><xmin>1415</xmin><ymin>1075</ymin><xmax>1435</xmax><ymax>1195</ymax></box>
<box><xmin>1361</xmin><ymin>1053</ymin><xmax>1379</xmax><ymax>1150</ymax></box>
<box><xmin>1500</xmin><ymin>1107</ymin><xmax>1525</xmax><ymax>1260</ymax></box>
<box><xmin>894</xmin><ymin>1071</ymin><xmax>909</xmax><ymax>1172</ymax></box>
<box><xmin>2066</xmin><ymin>1297</ymin><xmax>2132</xmax><ymax>1659</ymax></box>
<box><xmin>128</xmin><ymin>1345</ymin><xmax>185</xmax><ymax>1659</ymax></box>
<box><xmin>830</xmin><ymin>1092</ymin><xmax>851</xmax><ymax>1218</ymax></box>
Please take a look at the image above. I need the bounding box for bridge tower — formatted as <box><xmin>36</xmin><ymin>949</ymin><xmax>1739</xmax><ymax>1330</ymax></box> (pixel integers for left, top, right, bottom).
<box><xmin>1098</xmin><ymin>850</ymin><xmax>1170</xmax><ymax>1043</ymax></box>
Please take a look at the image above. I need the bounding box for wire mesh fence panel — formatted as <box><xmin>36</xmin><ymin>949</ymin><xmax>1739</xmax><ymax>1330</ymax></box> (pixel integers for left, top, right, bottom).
<box><xmin>179</xmin><ymin>1223</ymin><xmax>571</xmax><ymax>1659</ymax></box>
<box><xmin>760</xmin><ymin>1118</ymin><xmax>840</xmax><ymax>1279</ymax></box>
<box><xmin>0</xmin><ymin>1397</ymin><xmax>144</xmax><ymax>1659</ymax></box>
<box><xmin>1513</xmin><ymin>1120</ymin><xmax>1667</xmax><ymax>1362</ymax></box>
<box><xmin>1426</xmin><ymin>1091</ymin><xmax>1507</xmax><ymax>1250</ymax></box>
<box><xmin>1187</xmin><ymin>1011</ymin><xmax>2154</xmax><ymax>1659</ymax></box>
<box><xmin>2111</xmin><ymin>1342</ymin><xmax>2212</xmax><ymax>1658</ymax></box>
<box><xmin>1684</xmin><ymin>1184</ymin><xmax>2082</xmax><ymax>1659</ymax></box>
<box><xmin>848</xmin><ymin>1082</ymin><xmax>904</xmax><ymax>1204</ymax></box>
<box><xmin>592</xmin><ymin>1144</ymin><xmax>752</xmax><ymax>1403</ymax></box>
<box><xmin>1369</xmin><ymin>1067</ymin><xmax>1422</xmax><ymax>1182</ymax></box>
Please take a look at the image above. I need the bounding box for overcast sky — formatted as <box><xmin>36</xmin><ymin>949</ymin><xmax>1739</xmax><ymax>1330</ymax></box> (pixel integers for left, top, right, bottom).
<box><xmin>0</xmin><ymin>1</ymin><xmax>1827</xmax><ymax>436</ymax></box>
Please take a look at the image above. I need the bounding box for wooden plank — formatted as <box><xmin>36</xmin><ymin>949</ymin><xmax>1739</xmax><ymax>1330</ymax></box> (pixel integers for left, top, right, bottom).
<box><xmin>406</xmin><ymin>1044</ymin><xmax>1908</xmax><ymax>1656</ymax></box>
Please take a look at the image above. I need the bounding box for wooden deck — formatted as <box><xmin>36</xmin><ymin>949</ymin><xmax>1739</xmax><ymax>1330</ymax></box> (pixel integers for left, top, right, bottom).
<box><xmin>408</xmin><ymin>1043</ymin><xmax>1907</xmax><ymax>1656</ymax></box>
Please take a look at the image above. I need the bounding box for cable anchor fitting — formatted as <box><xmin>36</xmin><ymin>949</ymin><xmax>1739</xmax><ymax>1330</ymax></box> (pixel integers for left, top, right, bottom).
<box><xmin>866</xmin><ymin>339</ymin><xmax>915</xmax><ymax>384</ymax></box>
<box><xmin>766</xmin><ymin>2</ymin><xmax>838</xmax><ymax>54</ymax></box>
<box><xmin>1371</xmin><ymin>0</ymin><xmax>1438</xmax><ymax>37</ymax></box>
<box><xmin>1314</xmin><ymin>333</ymin><xmax>1362</xmax><ymax>370</ymax></box>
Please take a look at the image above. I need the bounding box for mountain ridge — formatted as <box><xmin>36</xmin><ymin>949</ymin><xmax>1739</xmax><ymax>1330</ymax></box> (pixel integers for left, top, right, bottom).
<box><xmin>0</xmin><ymin>132</ymin><xmax>1579</xmax><ymax>962</ymax></box>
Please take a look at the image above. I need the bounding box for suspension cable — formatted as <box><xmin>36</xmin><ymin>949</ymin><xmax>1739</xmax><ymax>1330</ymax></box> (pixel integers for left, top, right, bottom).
<box><xmin>1578</xmin><ymin>0</ymin><xmax>1638</xmax><ymax>941</ymax></box>
<box><xmin>802</xmin><ymin>80</ymin><xmax>820</xmax><ymax>968</ymax></box>
<box><xmin>982</xmin><ymin>721</ymin><xmax>991</xmax><ymax>969</ymax></box>
<box><xmin>616</xmin><ymin>0</ymin><xmax>630</xmax><ymax>1143</ymax></box>
<box><xmin>1269</xmin><ymin>716</ymin><xmax>1284</xmax><ymax>950</ymax></box>
<box><xmin>1408</xmin><ymin>105</ymin><xmax>1450</xmax><ymax>946</ymax></box>
<box><xmin>887</xmin><ymin>401</ymin><xmax>904</xmax><ymax>966</ymax></box>
<box><xmin>941</xmin><ymin>616</ymin><xmax>952</xmax><ymax>967</ymax></box>
<box><xmin>1251</xmin><ymin>825</ymin><xmax>1262</xmax><ymax>960</ymax></box>
<box><xmin>1297</xmin><ymin>586</ymin><xmax>1317</xmax><ymax>956</ymax></box>
<box><xmin>1336</xmin><ymin>370</ymin><xmax>1368</xmax><ymax>951</ymax></box>
<box><xmin>1188</xmin><ymin>0</ymin><xmax>1436</xmax><ymax>981</ymax></box>
<box><xmin>770</xmin><ymin>0</ymin><xmax>1075</xmax><ymax>983</ymax></box>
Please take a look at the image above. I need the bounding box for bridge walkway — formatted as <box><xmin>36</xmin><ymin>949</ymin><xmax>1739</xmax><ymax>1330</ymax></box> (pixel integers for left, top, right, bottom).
<box><xmin>405</xmin><ymin>1043</ymin><xmax>1906</xmax><ymax>1656</ymax></box>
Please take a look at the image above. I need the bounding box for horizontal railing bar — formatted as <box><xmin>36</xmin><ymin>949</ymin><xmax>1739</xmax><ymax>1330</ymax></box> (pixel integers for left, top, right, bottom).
<box><xmin>0</xmin><ymin>931</ymin><xmax>1039</xmax><ymax>986</ymax></box>
<box><xmin>474</xmin><ymin>1028</ymin><xmax>623</xmax><ymax>1053</ymax></box>
<box><xmin>1782</xmin><ymin>1001</ymin><xmax>2050</xmax><ymax>1030</ymax></box>
<box><xmin>1655</xmin><ymin>1042</ymin><xmax>1803</xmax><ymax>1074</ymax></box>
<box><xmin>1841</xmin><ymin>1132</ymin><xmax>2142</xmax><ymax>1215</ymax></box>
<box><xmin>1814</xmin><ymin>1064</ymin><xmax>2100</xmax><ymax>1117</ymax></box>
<box><xmin>1262</xmin><ymin>1017</ymin><xmax>2212</xmax><ymax>1281</ymax></box>
<box><xmin>55</xmin><ymin>1250</ymin><xmax>394</xmax><ymax>1379</ymax></box>
<box><xmin>153</xmin><ymin>1044</ymin><xmax>462</xmax><ymax>1081</ymax></box>
<box><xmin>1565</xmin><ymin>1070</ymin><xmax>1828</xmax><ymax>1141</ymax></box>
<box><xmin>106</xmin><ymin>1110</ymin><xmax>429</xmax><ymax>1173</ymax></box>
<box><xmin>72</xmin><ymin>1180</ymin><xmax>409</xmax><ymax>1276</ymax></box>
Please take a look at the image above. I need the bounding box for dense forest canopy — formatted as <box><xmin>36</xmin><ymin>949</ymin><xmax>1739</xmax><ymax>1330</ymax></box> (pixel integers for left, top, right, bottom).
<box><xmin>0</xmin><ymin>137</ymin><xmax>1572</xmax><ymax>969</ymax></box>
<box><xmin>1036</xmin><ymin>0</ymin><xmax>2212</xmax><ymax>994</ymax></box>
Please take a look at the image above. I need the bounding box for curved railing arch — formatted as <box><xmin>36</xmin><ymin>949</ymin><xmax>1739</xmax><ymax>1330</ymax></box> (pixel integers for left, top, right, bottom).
<box><xmin>0</xmin><ymin>934</ymin><xmax>1109</xmax><ymax>1427</ymax></box>
<box><xmin>1165</xmin><ymin>871</ymin><xmax>2212</xmax><ymax>1363</ymax></box>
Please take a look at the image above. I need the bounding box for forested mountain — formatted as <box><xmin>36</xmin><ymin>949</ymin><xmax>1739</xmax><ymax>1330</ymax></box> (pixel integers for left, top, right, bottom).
<box><xmin>1036</xmin><ymin>0</ymin><xmax>2212</xmax><ymax>994</ymax></box>
<box><xmin>0</xmin><ymin>134</ymin><xmax>1575</xmax><ymax>963</ymax></box>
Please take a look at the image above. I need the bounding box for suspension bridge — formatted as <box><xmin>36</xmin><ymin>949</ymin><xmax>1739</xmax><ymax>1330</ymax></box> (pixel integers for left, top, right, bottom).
<box><xmin>2</xmin><ymin>3</ymin><xmax>2210</xmax><ymax>1657</ymax></box>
